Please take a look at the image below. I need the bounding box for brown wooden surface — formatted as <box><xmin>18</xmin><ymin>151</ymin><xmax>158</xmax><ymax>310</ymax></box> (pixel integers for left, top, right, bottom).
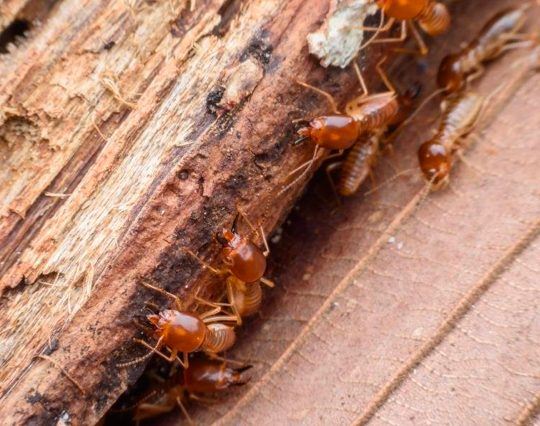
<box><xmin>185</xmin><ymin>1</ymin><xmax>539</xmax><ymax>424</ymax></box>
<box><xmin>0</xmin><ymin>0</ymin><xmax>381</xmax><ymax>423</ymax></box>
<box><xmin>1</xmin><ymin>0</ymin><xmax>539</xmax><ymax>425</ymax></box>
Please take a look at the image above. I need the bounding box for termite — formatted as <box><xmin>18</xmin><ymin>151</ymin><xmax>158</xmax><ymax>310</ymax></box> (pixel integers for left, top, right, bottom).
<box><xmin>438</xmin><ymin>5</ymin><xmax>532</xmax><ymax>92</ymax></box>
<box><xmin>326</xmin><ymin>131</ymin><xmax>383</xmax><ymax>197</ymax></box>
<box><xmin>327</xmin><ymin>78</ymin><xmax>420</xmax><ymax>197</ymax></box>
<box><xmin>418</xmin><ymin>91</ymin><xmax>484</xmax><ymax>189</ymax></box>
<box><xmin>131</xmin><ymin>358</ymin><xmax>251</xmax><ymax>424</ymax></box>
<box><xmin>362</xmin><ymin>0</ymin><xmax>451</xmax><ymax>55</ymax></box>
<box><xmin>118</xmin><ymin>282</ymin><xmax>237</xmax><ymax>369</ymax></box>
<box><xmin>186</xmin><ymin>211</ymin><xmax>273</xmax><ymax>325</ymax></box>
<box><xmin>283</xmin><ymin>59</ymin><xmax>400</xmax><ymax>193</ymax></box>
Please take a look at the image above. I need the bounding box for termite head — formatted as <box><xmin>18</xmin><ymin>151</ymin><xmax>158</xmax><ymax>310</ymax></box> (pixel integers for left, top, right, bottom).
<box><xmin>297</xmin><ymin>115</ymin><xmax>360</xmax><ymax>150</ymax></box>
<box><xmin>376</xmin><ymin>0</ymin><xmax>428</xmax><ymax>20</ymax></box>
<box><xmin>418</xmin><ymin>140</ymin><xmax>451</xmax><ymax>190</ymax></box>
<box><xmin>147</xmin><ymin>310</ymin><xmax>206</xmax><ymax>353</ymax></box>
<box><xmin>182</xmin><ymin>359</ymin><xmax>252</xmax><ymax>393</ymax></box>
<box><xmin>217</xmin><ymin>219</ymin><xmax>267</xmax><ymax>283</ymax></box>
<box><xmin>437</xmin><ymin>54</ymin><xmax>464</xmax><ymax>93</ymax></box>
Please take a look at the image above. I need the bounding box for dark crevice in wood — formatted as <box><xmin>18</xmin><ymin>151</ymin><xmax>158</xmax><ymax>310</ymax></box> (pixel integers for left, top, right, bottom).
<box><xmin>0</xmin><ymin>20</ymin><xmax>30</xmax><ymax>53</ymax></box>
<box><xmin>0</xmin><ymin>0</ymin><xmax>60</xmax><ymax>53</ymax></box>
<box><xmin>212</xmin><ymin>0</ymin><xmax>244</xmax><ymax>37</ymax></box>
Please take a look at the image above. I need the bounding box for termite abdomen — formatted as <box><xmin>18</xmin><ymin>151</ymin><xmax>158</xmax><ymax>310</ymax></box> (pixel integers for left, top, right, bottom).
<box><xmin>417</xmin><ymin>2</ymin><xmax>450</xmax><ymax>36</ymax></box>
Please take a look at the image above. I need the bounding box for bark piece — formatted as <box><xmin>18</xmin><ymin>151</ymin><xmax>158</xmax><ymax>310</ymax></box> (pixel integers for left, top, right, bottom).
<box><xmin>307</xmin><ymin>0</ymin><xmax>378</xmax><ymax>68</ymax></box>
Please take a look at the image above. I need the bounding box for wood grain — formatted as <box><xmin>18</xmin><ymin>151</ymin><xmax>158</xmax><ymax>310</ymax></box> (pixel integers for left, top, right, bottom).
<box><xmin>0</xmin><ymin>0</ymin><xmax>379</xmax><ymax>423</ymax></box>
<box><xmin>179</xmin><ymin>1</ymin><xmax>539</xmax><ymax>424</ymax></box>
<box><xmin>1</xmin><ymin>0</ymin><xmax>539</xmax><ymax>424</ymax></box>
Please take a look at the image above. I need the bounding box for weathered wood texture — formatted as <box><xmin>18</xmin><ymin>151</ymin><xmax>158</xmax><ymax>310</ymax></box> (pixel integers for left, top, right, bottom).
<box><xmin>179</xmin><ymin>0</ymin><xmax>539</xmax><ymax>424</ymax></box>
<box><xmin>0</xmin><ymin>0</ymin><xmax>379</xmax><ymax>423</ymax></box>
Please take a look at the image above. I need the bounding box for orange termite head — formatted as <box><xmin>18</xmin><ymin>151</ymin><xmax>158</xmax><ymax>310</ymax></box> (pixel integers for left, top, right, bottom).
<box><xmin>182</xmin><ymin>359</ymin><xmax>252</xmax><ymax>394</ymax></box>
<box><xmin>437</xmin><ymin>54</ymin><xmax>464</xmax><ymax>93</ymax></box>
<box><xmin>147</xmin><ymin>310</ymin><xmax>207</xmax><ymax>353</ymax></box>
<box><xmin>418</xmin><ymin>140</ymin><xmax>450</xmax><ymax>189</ymax></box>
<box><xmin>376</xmin><ymin>0</ymin><xmax>428</xmax><ymax>20</ymax></box>
<box><xmin>296</xmin><ymin>115</ymin><xmax>360</xmax><ymax>150</ymax></box>
<box><xmin>217</xmin><ymin>218</ymin><xmax>267</xmax><ymax>283</ymax></box>
<box><xmin>147</xmin><ymin>311</ymin><xmax>175</xmax><ymax>337</ymax></box>
<box><xmin>147</xmin><ymin>313</ymin><xmax>161</xmax><ymax>328</ymax></box>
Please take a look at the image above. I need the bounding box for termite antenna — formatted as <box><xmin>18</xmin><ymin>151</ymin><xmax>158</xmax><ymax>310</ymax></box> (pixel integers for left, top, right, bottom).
<box><xmin>358</xmin><ymin>11</ymin><xmax>394</xmax><ymax>51</ymax></box>
<box><xmin>292</xmin><ymin>135</ymin><xmax>309</xmax><ymax>146</ymax></box>
<box><xmin>278</xmin><ymin>145</ymin><xmax>322</xmax><ymax>196</ymax></box>
<box><xmin>364</xmin><ymin>167</ymin><xmax>417</xmax><ymax>197</ymax></box>
<box><xmin>117</xmin><ymin>336</ymin><xmax>165</xmax><ymax>368</ymax></box>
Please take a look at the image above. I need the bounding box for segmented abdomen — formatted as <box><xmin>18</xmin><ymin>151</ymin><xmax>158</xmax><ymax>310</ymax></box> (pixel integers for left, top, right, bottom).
<box><xmin>202</xmin><ymin>324</ymin><xmax>236</xmax><ymax>353</ymax></box>
<box><xmin>437</xmin><ymin>92</ymin><xmax>484</xmax><ymax>149</ymax></box>
<box><xmin>338</xmin><ymin>134</ymin><xmax>381</xmax><ymax>197</ymax></box>
<box><xmin>418</xmin><ymin>2</ymin><xmax>450</xmax><ymax>36</ymax></box>
<box><xmin>237</xmin><ymin>282</ymin><xmax>262</xmax><ymax>317</ymax></box>
<box><xmin>346</xmin><ymin>94</ymin><xmax>399</xmax><ymax>133</ymax></box>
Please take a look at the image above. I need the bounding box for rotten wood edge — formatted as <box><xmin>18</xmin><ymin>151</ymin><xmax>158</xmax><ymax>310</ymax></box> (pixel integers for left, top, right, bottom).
<box><xmin>0</xmin><ymin>0</ymin><xmax>388</xmax><ymax>423</ymax></box>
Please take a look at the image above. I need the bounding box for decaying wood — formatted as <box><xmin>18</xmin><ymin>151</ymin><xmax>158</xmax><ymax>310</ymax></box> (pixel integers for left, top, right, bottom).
<box><xmin>1</xmin><ymin>0</ymin><xmax>539</xmax><ymax>425</ymax></box>
<box><xmin>180</xmin><ymin>1</ymin><xmax>539</xmax><ymax>424</ymax></box>
<box><xmin>0</xmin><ymin>0</ymin><xmax>388</xmax><ymax>423</ymax></box>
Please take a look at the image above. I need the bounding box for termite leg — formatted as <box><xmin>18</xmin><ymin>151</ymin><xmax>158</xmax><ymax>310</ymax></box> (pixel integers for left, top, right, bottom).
<box><xmin>226</xmin><ymin>280</ymin><xmax>243</xmax><ymax>325</ymax></box>
<box><xmin>194</xmin><ymin>295</ymin><xmax>232</xmax><ymax>308</ymax></box>
<box><xmin>259</xmin><ymin>226</ymin><xmax>271</xmax><ymax>257</ymax></box>
<box><xmin>199</xmin><ymin>306</ymin><xmax>222</xmax><ymax>320</ymax></box>
<box><xmin>358</xmin><ymin>12</ymin><xmax>393</xmax><ymax>32</ymax></box>
<box><xmin>325</xmin><ymin>161</ymin><xmax>344</xmax><ymax>205</ymax></box>
<box><xmin>466</xmin><ymin>64</ymin><xmax>485</xmax><ymax>85</ymax></box>
<box><xmin>182</xmin><ymin>249</ymin><xmax>228</xmax><ymax>276</ymax></box>
<box><xmin>358</xmin><ymin>14</ymin><xmax>396</xmax><ymax>51</ymax></box>
<box><xmin>176</xmin><ymin>397</ymin><xmax>194</xmax><ymax>425</ymax></box>
<box><xmin>375</xmin><ymin>56</ymin><xmax>396</xmax><ymax>94</ymax></box>
<box><xmin>195</xmin><ymin>296</ymin><xmax>238</xmax><ymax>321</ymax></box>
<box><xmin>177</xmin><ymin>351</ymin><xmax>190</xmax><ymax>369</ymax></box>
<box><xmin>141</xmin><ymin>281</ymin><xmax>183</xmax><ymax>311</ymax></box>
<box><xmin>387</xmin><ymin>21</ymin><xmax>428</xmax><ymax>56</ymax></box>
<box><xmin>352</xmin><ymin>63</ymin><xmax>393</xmax><ymax>103</ymax></box>
<box><xmin>371</xmin><ymin>20</ymin><xmax>407</xmax><ymax>46</ymax></box>
<box><xmin>353</xmin><ymin>62</ymin><xmax>370</xmax><ymax>97</ymax></box>
<box><xmin>205</xmin><ymin>352</ymin><xmax>249</xmax><ymax>366</ymax></box>
<box><xmin>260</xmin><ymin>277</ymin><xmax>275</xmax><ymax>288</ymax></box>
<box><xmin>295</xmin><ymin>81</ymin><xmax>340</xmax><ymax>114</ymax></box>
<box><xmin>408</xmin><ymin>20</ymin><xmax>428</xmax><ymax>56</ymax></box>
<box><xmin>188</xmin><ymin>393</ymin><xmax>219</xmax><ymax>405</ymax></box>
<box><xmin>202</xmin><ymin>314</ymin><xmax>239</xmax><ymax>324</ymax></box>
